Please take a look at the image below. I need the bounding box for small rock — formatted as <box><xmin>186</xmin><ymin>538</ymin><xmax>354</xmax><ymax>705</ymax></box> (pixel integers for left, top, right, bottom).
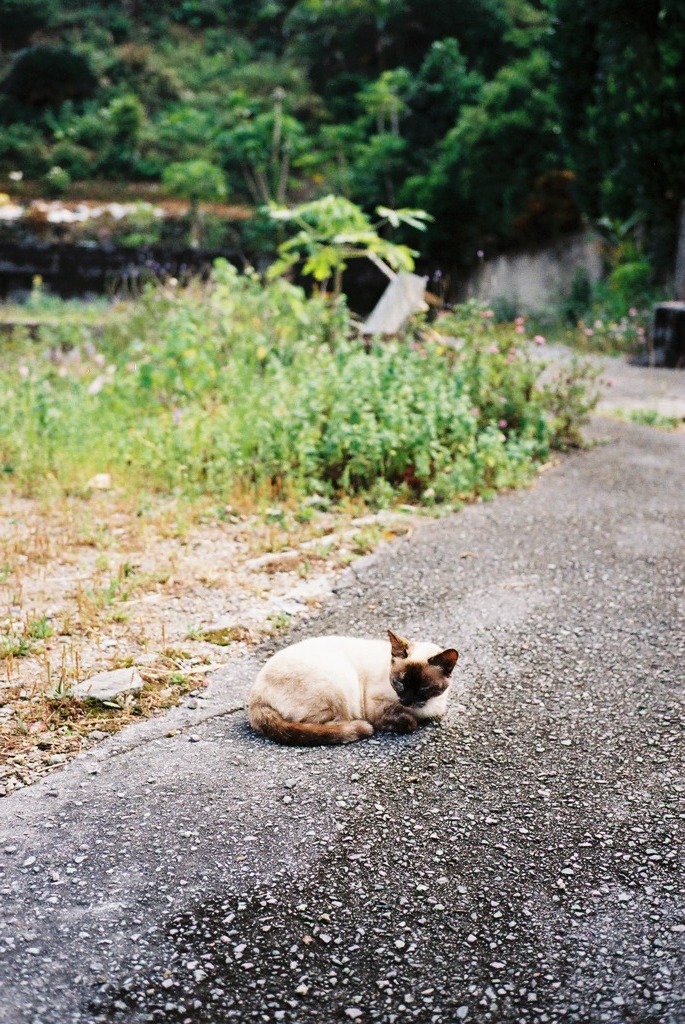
<box><xmin>87</xmin><ymin>730</ymin><xmax>109</xmax><ymax>741</ymax></box>
<box><xmin>86</xmin><ymin>472</ymin><xmax>112</xmax><ymax>491</ymax></box>
<box><xmin>345</xmin><ymin>1010</ymin><xmax>362</xmax><ymax>1020</ymax></box>
<box><xmin>73</xmin><ymin>668</ymin><xmax>143</xmax><ymax>703</ymax></box>
<box><xmin>189</xmin><ymin>736</ymin><xmax>201</xmax><ymax>743</ymax></box>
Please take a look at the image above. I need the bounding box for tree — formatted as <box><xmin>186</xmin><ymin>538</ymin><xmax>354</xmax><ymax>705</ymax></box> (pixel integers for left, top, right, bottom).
<box><xmin>349</xmin><ymin>133</ymin><xmax>408</xmax><ymax>208</ymax></box>
<box><xmin>401</xmin><ymin>39</ymin><xmax>483</xmax><ymax>159</ymax></box>
<box><xmin>267</xmin><ymin>194</ymin><xmax>431</xmax><ymax>297</ymax></box>
<box><xmin>218</xmin><ymin>101</ymin><xmax>309</xmax><ymax>205</ymax></box>
<box><xmin>162</xmin><ymin>159</ymin><xmax>227</xmax><ymax>247</ymax></box>
<box><xmin>410</xmin><ymin>49</ymin><xmax>564</xmax><ymax>266</ymax></box>
<box><xmin>1</xmin><ymin>46</ymin><xmax>98</xmax><ymax>110</ymax></box>
<box><xmin>357</xmin><ymin>69</ymin><xmax>411</xmax><ymax>136</ymax></box>
<box><xmin>550</xmin><ymin>0</ymin><xmax>685</xmax><ymax>279</ymax></box>
<box><xmin>0</xmin><ymin>0</ymin><xmax>56</xmax><ymax>50</ymax></box>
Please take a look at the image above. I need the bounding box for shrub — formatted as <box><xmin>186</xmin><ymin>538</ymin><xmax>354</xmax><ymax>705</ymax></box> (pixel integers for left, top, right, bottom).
<box><xmin>43</xmin><ymin>164</ymin><xmax>71</xmax><ymax>196</ymax></box>
<box><xmin>1</xmin><ymin>46</ymin><xmax>98</xmax><ymax>110</ymax></box>
<box><xmin>0</xmin><ymin>0</ymin><xmax>57</xmax><ymax>50</ymax></box>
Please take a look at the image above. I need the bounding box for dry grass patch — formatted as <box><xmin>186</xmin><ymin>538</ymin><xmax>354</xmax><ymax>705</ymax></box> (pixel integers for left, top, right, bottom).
<box><xmin>0</xmin><ymin>487</ymin><xmax>416</xmax><ymax>795</ymax></box>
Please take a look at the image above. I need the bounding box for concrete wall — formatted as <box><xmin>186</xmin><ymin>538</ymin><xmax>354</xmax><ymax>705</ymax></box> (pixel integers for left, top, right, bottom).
<box><xmin>464</xmin><ymin>231</ymin><xmax>603</xmax><ymax>313</ymax></box>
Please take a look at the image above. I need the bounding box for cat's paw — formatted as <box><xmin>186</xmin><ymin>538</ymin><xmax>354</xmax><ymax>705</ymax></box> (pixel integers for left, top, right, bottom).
<box><xmin>377</xmin><ymin>706</ymin><xmax>419</xmax><ymax>734</ymax></box>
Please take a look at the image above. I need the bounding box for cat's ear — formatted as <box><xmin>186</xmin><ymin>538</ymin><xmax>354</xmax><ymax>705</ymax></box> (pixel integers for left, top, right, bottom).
<box><xmin>387</xmin><ymin>629</ymin><xmax>409</xmax><ymax>659</ymax></box>
<box><xmin>428</xmin><ymin>648</ymin><xmax>459</xmax><ymax>676</ymax></box>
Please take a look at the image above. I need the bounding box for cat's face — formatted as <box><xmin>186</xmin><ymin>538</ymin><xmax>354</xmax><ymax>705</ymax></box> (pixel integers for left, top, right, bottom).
<box><xmin>388</xmin><ymin>629</ymin><xmax>459</xmax><ymax>708</ymax></box>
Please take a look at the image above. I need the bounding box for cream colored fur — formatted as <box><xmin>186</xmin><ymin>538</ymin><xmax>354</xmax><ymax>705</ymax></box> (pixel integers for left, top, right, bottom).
<box><xmin>248</xmin><ymin>634</ymin><xmax>454</xmax><ymax>746</ymax></box>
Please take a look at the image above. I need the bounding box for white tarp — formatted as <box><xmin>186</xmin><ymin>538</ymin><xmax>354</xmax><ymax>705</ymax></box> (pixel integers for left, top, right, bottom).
<box><xmin>361</xmin><ymin>271</ymin><xmax>428</xmax><ymax>336</ymax></box>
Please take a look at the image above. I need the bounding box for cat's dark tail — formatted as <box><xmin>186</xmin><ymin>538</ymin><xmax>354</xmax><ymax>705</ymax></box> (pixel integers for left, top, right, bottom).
<box><xmin>248</xmin><ymin>699</ymin><xmax>373</xmax><ymax>746</ymax></box>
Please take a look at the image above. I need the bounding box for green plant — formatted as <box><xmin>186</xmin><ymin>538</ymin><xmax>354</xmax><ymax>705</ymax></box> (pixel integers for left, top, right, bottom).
<box><xmin>43</xmin><ymin>164</ymin><xmax>70</xmax><ymax>197</ymax></box>
<box><xmin>1</xmin><ymin>634</ymin><xmax>33</xmax><ymax>658</ymax></box>
<box><xmin>1</xmin><ymin>45</ymin><xmax>97</xmax><ymax>110</ymax></box>
<box><xmin>0</xmin><ymin>266</ymin><xmax>597</xmax><ymax>508</ymax></box>
<box><xmin>162</xmin><ymin>159</ymin><xmax>227</xmax><ymax>247</ymax></box>
<box><xmin>610</xmin><ymin>408</ymin><xmax>681</xmax><ymax>431</ymax></box>
<box><xmin>26</xmin><ymin>615</ymin><xmax>53</xmax><ymax>640</ymax></box>
<box><xmin>268</xmin><ymin>195</ymin><xmax>431</xmax><ymax>297</ymax></box>
<box><xmin>539</xmin><ymin>357</ymin><xmax>601</xmax><ymax>449</ymax></box>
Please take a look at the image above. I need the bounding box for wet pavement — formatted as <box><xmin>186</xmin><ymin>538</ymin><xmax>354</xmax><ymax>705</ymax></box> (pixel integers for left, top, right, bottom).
<box><xmin>1</xmin><ymin>418</ymin><xmax>683</xmax><ymax>1024</ymax></box>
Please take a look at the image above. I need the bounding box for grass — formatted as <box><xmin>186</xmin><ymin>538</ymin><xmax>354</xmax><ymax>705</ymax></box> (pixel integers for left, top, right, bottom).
<box><xmin>609</xmin><ymin>408</ymin><xmax>682</xmax><ymax>431</ymax></box>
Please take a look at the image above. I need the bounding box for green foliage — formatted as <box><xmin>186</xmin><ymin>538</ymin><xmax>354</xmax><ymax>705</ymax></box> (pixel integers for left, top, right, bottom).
<box><xmin>268</xmin><ymin>195</ymin><xmax>430</xmax><ymax>294</ymax></box>
<box><xmin>162</xmin><ymin>160</ymin><xmax>227</xmax><ymax>205</ymax></box>
<box><xmin>0</xmin><ymin>0</ymin><xmax>679</xmax><ymax>280</ymax></box>
<box><xmin>108</xmin><ymin>94</ymin><xmax>145</xmax><ymax>144</ymax></box>
<box><xmin>0</xmin><ymin>0</ymin><xmax>57</xmax><ymax>49</ymax></box>
<box><xmin>551</xmin><ymin>0</ymin><xmax>685</xmax><ymax>264</ymax></box>
<box><xmin>1</xmin><ymin>45</ymin><xmax>97</xmax><ymax>111</ymax></box>
<box><xmin>415</xmin><ymin>48</ymin><xmax>563</xmax><ymax>262</ymax></box>
<box><xmin>610</xmin><ymin>408</ymin><xmax>681</xmax><ymax>431</ymax></box>
<box><xmin>0</xmin><ymin>265</ymin><xmax>596</xmax><ymax>506</ymax></box>
<box><xmin>44</xmin><ymin>164</ymin><xmax>70</xmax><ymax>196</ymax></box>
<box><xmin>218</xmin><ymin>107</ymin><xmax>309</xmax><ymax>204</ymax></box>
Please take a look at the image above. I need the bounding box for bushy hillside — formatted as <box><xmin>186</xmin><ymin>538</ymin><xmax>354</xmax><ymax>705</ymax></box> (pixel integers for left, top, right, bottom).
<box><xmin>0</xmin><ymin>0</ymin><xmax>683</xmax><ymax>271</ymax></box>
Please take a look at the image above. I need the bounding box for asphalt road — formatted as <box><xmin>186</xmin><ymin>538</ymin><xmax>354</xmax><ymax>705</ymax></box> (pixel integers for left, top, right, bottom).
<box><xmin>1</xmin><ymin>418</ymin><xmax>683</xmax><ymax>1024</ymax></box>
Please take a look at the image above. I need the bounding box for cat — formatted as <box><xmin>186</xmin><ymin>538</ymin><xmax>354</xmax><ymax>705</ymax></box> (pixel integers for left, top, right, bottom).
<box><xmin>248</xmin><ymin>629</ymin><xmax>458</xmax><ymax>746</ymax></box>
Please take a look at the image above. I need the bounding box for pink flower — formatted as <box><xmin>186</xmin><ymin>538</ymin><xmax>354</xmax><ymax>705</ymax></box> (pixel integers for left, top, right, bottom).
<box><xmin>584</xmin><ymin>328</ymin><xmax>594</xmax><ymax>337</ymax></box>
<box><xmin>628</xmin><ymin>307</ymin><xmax>638</xmax><ymax>316</ymax></box>
<box><xmin>487</xmin><ymin>343</ymin><xmax>499</xmax><ymax>354</ymax></box>
<box><xmin>534</xmin><ymin>335</ymin><xmax>546</xmax><ymax>345</ymax></box>
<box><xmin>18</xmin><ymin>365</ymin><xmax>29</xmax><ymax>379</ymax></box>
<box><xmin>471</xmin><ymin>407</ymin><xmax>480</xmax><ymax>417</ymax></box>
<box><xmin>515</xmin><ymin>325</ymin><xmax>525</xmax><ymax>334</ymax></box>
<box><xmin>481</xmin><ymin>309</ymin><xmax>494</xmax><ymax>319</ymax></box>
<box><xmin>498</xmin><ymin>419</ymin><xmax>508</xmax><ymax>428</ymax></box>
<box><xmin>515</xmin><ymin>316</ymin><xmax>525</xmax><ymax>326</ymax></box>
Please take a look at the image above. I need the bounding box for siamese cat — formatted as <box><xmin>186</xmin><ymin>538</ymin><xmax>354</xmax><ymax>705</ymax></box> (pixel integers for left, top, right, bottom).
<box><xmin>248</xmin><ymin>629</ymin><xmax>458</xmax><ymax>746</ymax></box>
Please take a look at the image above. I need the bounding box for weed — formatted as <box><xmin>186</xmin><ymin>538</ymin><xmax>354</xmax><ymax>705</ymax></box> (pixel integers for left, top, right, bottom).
<box><xmin>268</xmin><ymin>611</ymin><xmax>291</xmax><ymax>633</ymax></box>
<box><xmin>0</xmin><ymin>264</ymin><xmax>596</xmax><ymax>507</ymax></box>
<box><xmin>26</xmin><ymin>616</ymin><xmax>53</xmax><ymax>640</ymax></box>
<box><xmin>200</xmin><ymin>625</ymin><xmax>251</xmax><ymax>645</ymax></box>
<box><xmin>610</xmin><ymin>408</ymin><xmax>682</xmax><ymax>431</ymax></box>
<box><xmin>350</xmin><ymin>526</ymin><xmax>382</xmax><ymax>555</ymax></box>
<box><xmin>1</xmin><ymin>635</ymin><xmax>33</xmax><ymax>659</ymax></box>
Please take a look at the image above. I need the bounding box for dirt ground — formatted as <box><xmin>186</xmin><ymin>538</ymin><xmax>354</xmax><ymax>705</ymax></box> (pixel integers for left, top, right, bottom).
<box><xmin>0</xmin><ymin>490</ymin><xmax>417</xmax><ymax>795</ymax></box>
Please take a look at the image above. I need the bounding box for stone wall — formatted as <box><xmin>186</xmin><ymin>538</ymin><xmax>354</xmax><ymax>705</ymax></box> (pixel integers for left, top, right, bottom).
<box><xmin>463</xmin><ymin>231</ymin><xmax>603</xmax><ymax>312</ymax></box>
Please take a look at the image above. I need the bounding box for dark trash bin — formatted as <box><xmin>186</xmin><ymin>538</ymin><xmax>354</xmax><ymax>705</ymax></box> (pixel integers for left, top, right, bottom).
<box><xmin>650</xmin><ymin>302</ymin><xmax>685</xmax><ymax>368</ymax></box>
